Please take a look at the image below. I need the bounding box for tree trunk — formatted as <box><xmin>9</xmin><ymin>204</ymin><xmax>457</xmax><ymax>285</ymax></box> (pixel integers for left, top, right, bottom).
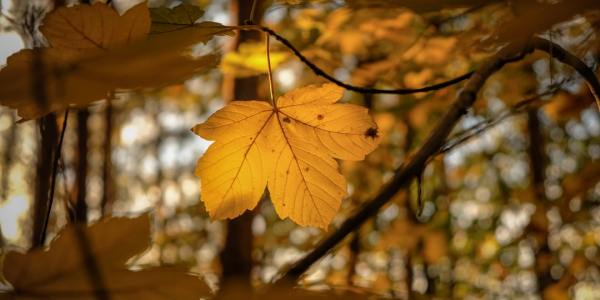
<box><xmin>218</xmin><ymin>0</ymin><xmax>263</xmax><ymax>290</ymax></box>
<box><xmin>526</xmin><ymin>108</ymin><xmax>555</xmax><ymax>296</ymax></box>
<box><xmin>101</xmin><ymin>102</ymin><xmax>114</xmax><ymax>216</ymax></box>
<box><xmin>69</xmin><ymin>109</ymin><xmax>89</xmax><ymax>223</ymax></box>
<box><xmin>1</xmin><ymin>113</ymin><xmax>17</xmax><ymax>201</ymax></box>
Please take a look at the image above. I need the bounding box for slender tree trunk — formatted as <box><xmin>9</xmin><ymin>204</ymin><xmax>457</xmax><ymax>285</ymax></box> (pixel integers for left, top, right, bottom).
<box><xmin>219</xmin><ymin>0</ymin><xmax>263</xmax><ymax>290</ymax></box>
<box><xmin>1</xmin><ymin>114</ymin><xmax>17</xmax><ymax>201</ymax></box>
<box><xmin>346</xmin><ymin>91</ymin><xmax>376</xmax><ymax>286</ymax></box>
<box><xmin>526</xmin><ymin>109</ymin><xmax>555</xmax><ymax>297</ymax></box>
<box><xmin>69</xmin><ymin>109</ymin><xmax>89</xmax><ymax>223</ymax></box>
<box><xmin>101</xmin><ymin>102</ymin><xmax>114</xmax><ymax>216</ymax></box>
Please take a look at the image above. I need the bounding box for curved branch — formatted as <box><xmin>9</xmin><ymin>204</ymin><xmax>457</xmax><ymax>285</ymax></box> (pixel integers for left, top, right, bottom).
<box><xmin>259</xmin><ymin>26</ymin><xmax>474</xmax><ymax>95</ymax></box>
<box><xmin>272</xmin><ymin>40</ymin><xmax>536</xmax><ymax>285</ymax></box>
<box><xmin>531</xmin><ymin>37</ymin><xmax>600</xmax><ymax>111</ymax></box>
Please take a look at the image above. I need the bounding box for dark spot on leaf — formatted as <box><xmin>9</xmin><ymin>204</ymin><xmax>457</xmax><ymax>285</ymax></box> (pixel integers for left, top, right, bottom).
<box><xmin>283</xmin><ymin>117</ymin><xmax>291</xmax><ymax>123</ymax></box>
<box><xmin>304</xmin><ymin>167</ymin><xmax>309</xmax><ymax>172</ymax></box>
<box><xmin>365</xmin><ymin>127</ymin><xmax>379</xmax><ymax>139</ymax></box>
<box><xmin>249</xmin><ymin>137</ymin><xmax>253</xmax><ymax>140</ymax></box>
<box><xmin>317</xmin><ymin>114</ymin><xmax>324</xmax><ymax>120</ymax></box>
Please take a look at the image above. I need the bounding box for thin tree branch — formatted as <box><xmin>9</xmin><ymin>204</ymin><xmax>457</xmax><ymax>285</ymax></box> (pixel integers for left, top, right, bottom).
<box><xmin>38</xmin><ymin>110</ymin><xmax>69</xmax><ymax>246</ymax></box>
<box><xmin>272</xmin><ymin>39</ymin><xmax>536</xmax><ymax>285</ymax></box>
<box><xmin>269</xmin><ymin>37</ymin><xmax>599</xmax><ymax>284</ymax></box>
<box><xmin>258</xmin><ymin>26</ymin><xmax>474</xmax><ymax>95</ymax></box>
<box><xmin>531</xmin><ymin>37</ymin><xmax>600</xmax><ymax>111</ymax></box>
<box><xmin>438</xmin><ymin>86</ymin><xmax>561</xmax><ymax>155</ymax></box>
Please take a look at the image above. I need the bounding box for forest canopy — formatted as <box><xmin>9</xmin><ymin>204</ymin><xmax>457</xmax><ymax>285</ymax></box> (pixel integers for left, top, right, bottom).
<box><xmin>0</xmin><ymin>0</ymin><xmax>599</xmax><ymax>299</ymax></box>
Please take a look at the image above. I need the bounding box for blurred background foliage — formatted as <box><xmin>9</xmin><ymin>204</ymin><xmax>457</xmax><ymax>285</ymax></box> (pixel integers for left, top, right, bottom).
<box><xmin>0</xmin><ymin>0</ymin><xmax>599</xmax><ymax>299</ymax></box>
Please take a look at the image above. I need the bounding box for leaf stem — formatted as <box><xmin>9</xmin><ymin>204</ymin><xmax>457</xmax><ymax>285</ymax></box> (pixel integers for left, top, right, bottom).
<box><xmin>266</xmin><ymin>33</ymin><xmax>276</xmax><ymax>107</ymax></box>
<box><xmin>249</xmin><ymin>0</ymin><xmax>258</xmax><ymax>25</ymax></box>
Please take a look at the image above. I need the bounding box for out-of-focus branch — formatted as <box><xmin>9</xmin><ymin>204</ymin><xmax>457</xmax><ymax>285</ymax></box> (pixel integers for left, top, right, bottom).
<box><xmin>438</xmin><ymin>85</ymin><xmax>562</xmax><ymax>155</ymax></box>
<box><xmin>273</xmin><ymin>39</ymin><xmax>536</xmax><ymax>285</ymax></box>
<box><xmin>526</xmin><ymin>108</ymin><xmax>556</xmax><ymax>293</ymax></box>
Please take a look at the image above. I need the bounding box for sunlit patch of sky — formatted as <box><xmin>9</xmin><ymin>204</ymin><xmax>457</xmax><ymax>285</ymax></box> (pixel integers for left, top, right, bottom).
<box><xmin>0</xmin><ymin>195</ymin><xmax>29</xmax><ymax>242</ymax></box>
<box><xmin>0</xmin><ymin>32</ymin><xmax>23</xmax><ymax>65</ymax></box>
<box><xmin>202</xmin><ymin>0</ymin><xmax>228</xmax><ymax>25</ymax></box>
<box><xmin>111</xmin><ymin>0</ymin><xmax>144</xmax><ymax>13</ymax></box>
<box><xmin>274</xmin><ymin>62</ymin><xmax>300</xmax><ymax>92</ymax></box>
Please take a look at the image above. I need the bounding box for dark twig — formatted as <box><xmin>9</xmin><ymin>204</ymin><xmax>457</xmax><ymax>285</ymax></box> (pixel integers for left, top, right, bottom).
<box><xmin>258</xmin><ymin>26</ymin><xmax>474</xmax><ymax>95</ymax></box>
<box><xmin>531</xmin><ymin>37</ymin><xmax>600</xmax><ymax>111</ymax></box>
<box><xmin>39</xmin><ymin>110</ymin><xmax>69</xmax><ymax>246</ymax></box>
<box><xmin>273</xmin><ymin>39</ymin><xmax>536</xmax><ymax>285</ymax></box>
<box><xmin>438</xmin><ymin>88</ymin><xmax>559</xmax><ymax>155</ymax></box>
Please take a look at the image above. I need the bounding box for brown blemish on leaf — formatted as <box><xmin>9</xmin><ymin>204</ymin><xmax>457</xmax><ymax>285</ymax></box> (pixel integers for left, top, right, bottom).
<box><xmin>283</xmin><ymin>117</ymin><xmax>291</xmax><ymax>123</ymax></box>
<box><xmin>317</xmin><ymin>114</ymin><xmax>324</xmax><ymax>120</ymax></box>
<box><xmin>365</xmin><ymin>127</ymin><xmax>379</xmax><ymax>139</ymax></box>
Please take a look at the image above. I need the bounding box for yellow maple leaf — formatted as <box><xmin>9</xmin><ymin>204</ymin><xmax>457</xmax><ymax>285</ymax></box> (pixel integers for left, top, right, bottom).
<box><xmin>192</xmin><ymin>84</ymin><xmax>381</xmax><ymax>228</ymax></box>
<box><xmin>41</xmin><ymin>2</ymin><xmax>150</xmax><ymax>60</ymax></box>
<box><xmin>1</xmin><ymin>214</ymin><xmax>210</xmax><ymax>299</ymax></box>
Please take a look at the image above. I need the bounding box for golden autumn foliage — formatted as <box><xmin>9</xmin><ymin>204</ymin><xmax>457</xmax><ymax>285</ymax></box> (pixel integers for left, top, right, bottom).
<box><xmin>192</xmin><ymin>84</ymin><xmax>381</xmax><ymax>228</ymax></box>
<box><xmin>0</xmin><ymin>0</ymin><xmax>599</xmax><ymax>299</ymax></box>
<box><xmin>0</xmin><ymin>2</ymin><xmax>231</xmax><ymax>120</ymax></box>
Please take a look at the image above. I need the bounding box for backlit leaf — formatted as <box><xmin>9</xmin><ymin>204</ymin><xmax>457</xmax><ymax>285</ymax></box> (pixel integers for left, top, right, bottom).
<box><xmin>193</xmin><ymin>84</ymin><xmax>381</xmax><ymax>228</ymax></box>
<box><xmin>41</xmin><ymin>2</ymin><xmax>150</xmax><ymax>60</ymax></box>
<box><xmin>1</xmin><ymin>214</ymin><xmax>210</xmax><ymax>300</ymax></box>
<box><xmin>0</xmin><ymin>2</ymin><xmax>231</xmax><ymax>120</ymax></box>
<box><xmin>150</xmin><ymin>3</ymin><xmax>204</xmax><ymax>34</ymax></box>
